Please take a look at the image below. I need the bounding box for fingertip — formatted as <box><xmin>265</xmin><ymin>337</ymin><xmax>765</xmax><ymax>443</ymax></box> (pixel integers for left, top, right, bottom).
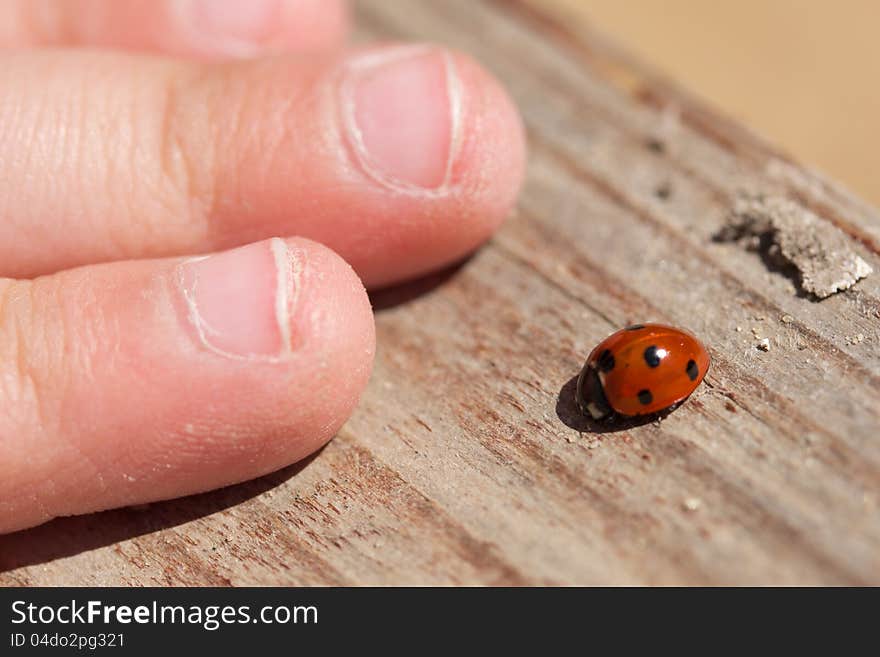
<box><xmin>279</xmin><ymin>236</ymin><xmax>376</xmax><ymax>438</ymax></box>
<box><xmin>173</xmin><ymin>236</ymin><xmax>375</xmax><ymax>472</ymax></box>
<box><xmin>330</xmin><ymin>45</ymin><xmax>527</xmax><ymax>287</ymax></box>
<box><xmin>160</xmin><ymin>238</ymin><xmax>375</xmax><ymax>501</ymax></box>
<box><xmin>450</xmin><ymin>49</ymin><xmax>528</xmax><ymax>244</ymax></box>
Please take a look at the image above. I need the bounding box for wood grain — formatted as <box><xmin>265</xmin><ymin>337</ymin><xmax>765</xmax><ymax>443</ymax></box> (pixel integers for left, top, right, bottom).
<box><xmin>1</xmin><ymin>0</ymin><xmax>878</xmax><ymax>585</ymax></box>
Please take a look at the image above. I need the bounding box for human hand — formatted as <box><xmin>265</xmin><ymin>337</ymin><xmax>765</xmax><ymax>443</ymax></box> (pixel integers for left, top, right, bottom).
<box><xmin>0</xmin><ymin>0</ymin><xmax>525</xmax><ymax>532</ymax></box>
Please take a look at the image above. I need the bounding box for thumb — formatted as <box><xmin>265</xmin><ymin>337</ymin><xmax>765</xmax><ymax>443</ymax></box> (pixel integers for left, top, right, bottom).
<box><xmin>0</xmin><ymin>237</ymin><xmax>374</xmax><ymax>533</ymax></box>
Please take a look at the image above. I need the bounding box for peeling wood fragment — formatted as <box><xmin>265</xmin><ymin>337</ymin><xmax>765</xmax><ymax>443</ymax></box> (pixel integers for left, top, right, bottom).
<box><xmin>718</xmin><ymin>194</ymin><xmax>873</xmax><ymax>299</ymax></box>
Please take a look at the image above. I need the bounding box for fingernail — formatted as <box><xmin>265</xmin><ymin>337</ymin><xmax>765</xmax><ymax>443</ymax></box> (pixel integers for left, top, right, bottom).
<box><xmin>342</xmin><ymin>46</ymin><xmax>463</xmax><ymax>192</ymax></box>
<box><xmin>175</xmin><ymin>0</ymin><xmax>282</xmax><ymax>56</ymax></box>
<box><xmin>177</xmin><ymin>238</ymin><xmax>305</xmax><ymax>360</ymax></box>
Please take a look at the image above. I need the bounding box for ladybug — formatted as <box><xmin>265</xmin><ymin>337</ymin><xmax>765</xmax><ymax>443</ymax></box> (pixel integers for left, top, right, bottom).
<box><xmin>576</xmin><ymin>323</ymin><xmax>710</xmax><ymax>420</ymax></box>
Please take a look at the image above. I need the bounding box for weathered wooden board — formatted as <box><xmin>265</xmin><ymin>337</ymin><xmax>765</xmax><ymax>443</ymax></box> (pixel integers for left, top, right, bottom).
<box><xmin>1</xmin><ymin>0</ymin><xmax>878</xmax><ymax>585</ymax></box>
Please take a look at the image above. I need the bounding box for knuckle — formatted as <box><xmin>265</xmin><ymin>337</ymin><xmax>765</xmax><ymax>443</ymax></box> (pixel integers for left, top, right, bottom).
<box><xmin>0</xmin><ymin>279</ymin><xmax>55</xmax><ymax>435</ymax></box>
<box><xmin>0</xmin><ymin>276</ymin><xmax>86</xmax><ymax>438</ymax></box>
<box><xmin>154</xmin><ymin>66</ymin><xmax>219</xmax><ymax>241</ymax></box>
<box><xmin>82</xmin><ymin>63</ymin><xmax>219</xmax><ymax>255</ymax></box>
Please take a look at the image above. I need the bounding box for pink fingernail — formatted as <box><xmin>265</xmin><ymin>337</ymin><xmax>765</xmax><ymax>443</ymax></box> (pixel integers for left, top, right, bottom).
<box><xmin>176</xmin><ymin>0</ymin><xmax>282</xmax><ymax>55</ymax></box>
<box><xmin>342</xmin><ymin>46</ymin><xmax>463</xmax><ymax>192</ymax></box>
<box><xmin>177</xmin><ymin>238</ymin><xmax>305</xmax><ymax>360</ymax></box>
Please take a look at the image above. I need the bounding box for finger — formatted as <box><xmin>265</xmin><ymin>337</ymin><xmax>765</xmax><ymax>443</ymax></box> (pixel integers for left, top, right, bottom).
<box><xmin>0</xmin><ymin>237</ymin><xmax>375</xmax><ymax>534</ymax></box>
<box><xmin>0</xmin><ymin>45</ymin><xmax>526</xmax><ymax>288</ymax></box>
<box><xmin>0</xmin><ymin>0</ymin><xmax>348</xmax><ymax>57</ymax></box>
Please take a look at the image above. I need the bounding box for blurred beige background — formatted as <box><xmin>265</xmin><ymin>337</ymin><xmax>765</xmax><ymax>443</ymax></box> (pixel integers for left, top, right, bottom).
<box><xmin>542</xmin><ymin>0</ymin><xmax>880</xmax><ymax>207</ymax></box>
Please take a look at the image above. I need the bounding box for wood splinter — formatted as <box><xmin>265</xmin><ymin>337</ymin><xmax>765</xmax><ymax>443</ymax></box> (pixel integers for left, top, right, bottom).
<box><xmin>718</xmin><ymin>193</ymin><xmax>873</xmax><ymax>299</ymax></box>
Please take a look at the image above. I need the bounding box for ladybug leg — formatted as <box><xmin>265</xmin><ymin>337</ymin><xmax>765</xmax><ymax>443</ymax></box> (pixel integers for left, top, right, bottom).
<box><xmin>576</xmin><ymin>362</ymin><xmax>612</xmax><ymax>420</ymax></box>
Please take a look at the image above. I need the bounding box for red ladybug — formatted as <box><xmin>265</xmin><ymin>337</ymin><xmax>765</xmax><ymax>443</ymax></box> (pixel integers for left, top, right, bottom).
<box><xmin>576</xmin><ymin>323</ymin><xmax>710</xmax><ymax>420</ymax></box>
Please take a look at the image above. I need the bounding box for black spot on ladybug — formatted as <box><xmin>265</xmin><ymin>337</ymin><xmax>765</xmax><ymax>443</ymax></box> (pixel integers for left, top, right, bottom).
<box><xmin>626</xmin><ymin>324</ymin><xmax>645</xmax><ymax>331</ymax></box>
<box><xmin>597</xmin><ymin>349</ymin><xmax>615</xmax><ymax>372</ymax></box>
<box><xmin>643</xmin><ymin>345</ymin><xmax>662</xmax><ymax>368</ymax></box>
<box><xmin>637</xmin><ymin>389</ymin><xmax>653</xmax><ymax>405</ymax></box>
<box><xmin>686</xmin><ymin>359</ymin><xmax>699</xmax><ymax>381</ymax></box>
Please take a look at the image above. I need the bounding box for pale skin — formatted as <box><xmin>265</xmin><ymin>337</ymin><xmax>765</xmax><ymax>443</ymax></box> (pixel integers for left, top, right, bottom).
<box><xmin>0</xmin><ymin>0</ymin><xmax>526</xmax><ymax>533</ymax></box>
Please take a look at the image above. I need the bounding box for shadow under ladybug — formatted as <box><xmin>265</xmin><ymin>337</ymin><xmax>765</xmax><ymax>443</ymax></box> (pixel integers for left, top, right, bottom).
<box><xmin>555</xmin><ymin>375</ymin><xmax>675</xmax><ymax>434</ymax></box>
